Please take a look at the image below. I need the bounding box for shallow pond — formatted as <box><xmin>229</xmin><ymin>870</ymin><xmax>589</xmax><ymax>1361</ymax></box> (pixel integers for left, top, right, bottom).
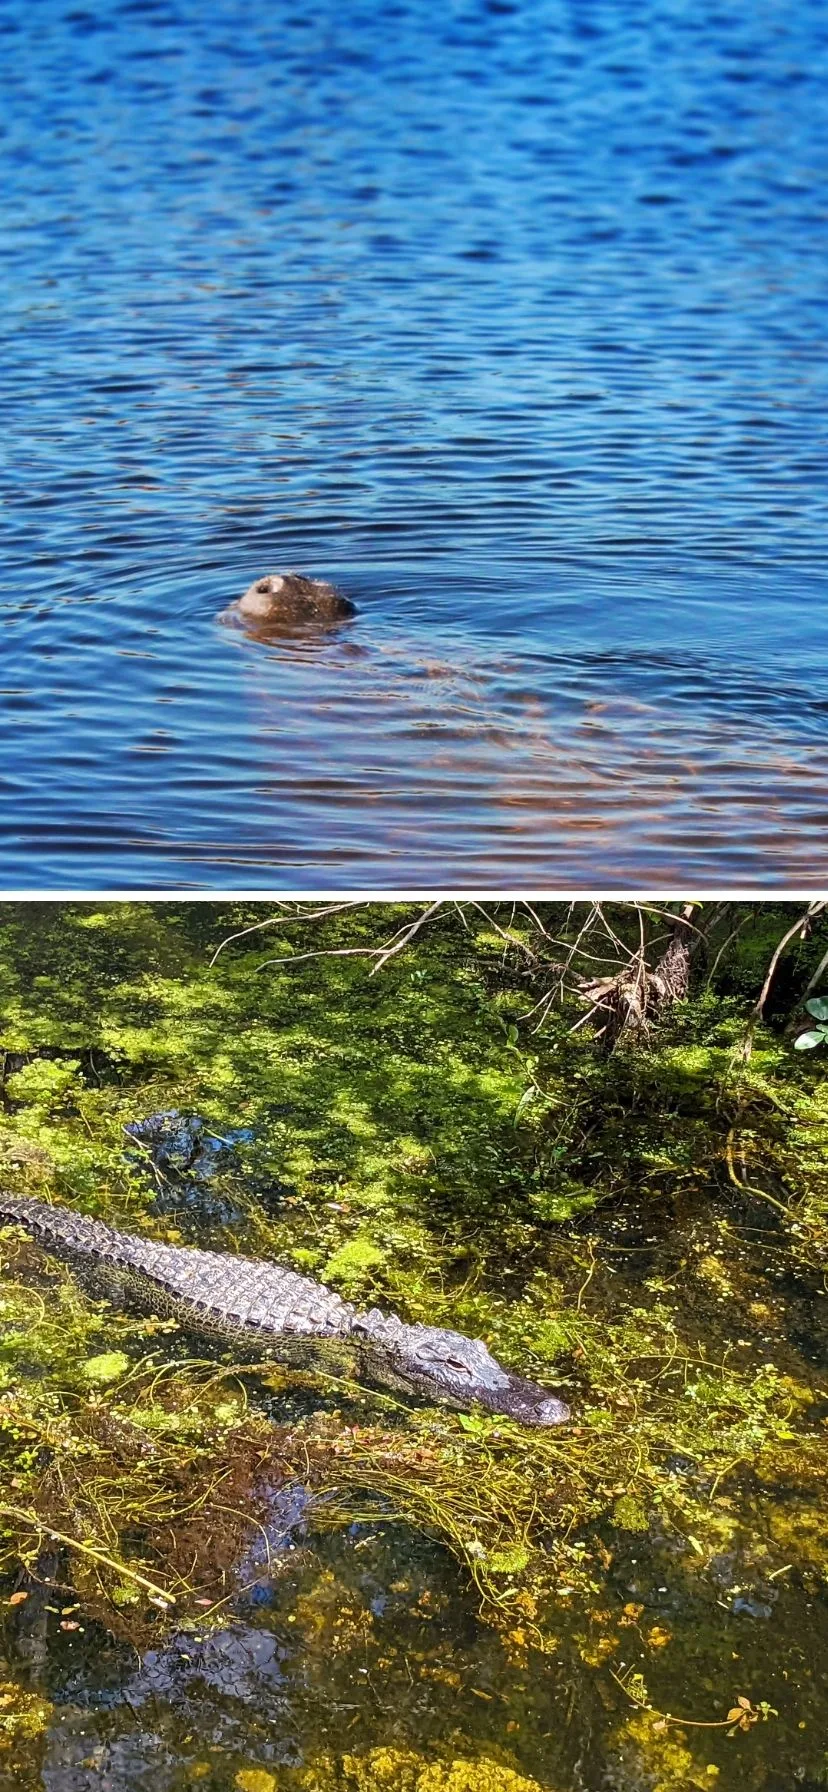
<box><xmin>2</xmin><ymin>1195</ymin><xmax>827</xmax><ymax>1792</ymax></box>
<box><xmin>1</xmin><ymin>911</ymin><xmax>827</xmax><ymax>1787</ymax></box>
<box><xmin>2</xmin><ymin>1472</ymin><xmax>827</xmax><ymax>1792</ymax></box>
<box><xmin>2</xmin><ymin>0</ymin><xmax>828</xmax><ymax>884</ymax></box>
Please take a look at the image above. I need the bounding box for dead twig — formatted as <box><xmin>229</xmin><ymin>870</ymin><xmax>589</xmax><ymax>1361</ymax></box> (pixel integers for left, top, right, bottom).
<box><xmin>753</xmin><ymin>902</ymin><xmax>826</xmax><ymax>1020</ymax></box>
<box><xmin>209</xmin><ymin>901</ymin><xmax>366</xmax><ymax>967</ymax></box>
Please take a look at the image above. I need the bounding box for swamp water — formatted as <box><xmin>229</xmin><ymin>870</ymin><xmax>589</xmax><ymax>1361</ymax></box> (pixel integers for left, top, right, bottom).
<box><xmin>1</xmin><ymin>1197</ymin><xmax>827</xmax><ymax>1792</ymax></box>
<box><xmin>0</xmin><ymin>903</ymin><xmax>827</xmax><ymax>1787</ymax></box>
<box><xmin>3</xmin><ymin>0</ymin><xmax>828</xmax><ymax>884</ymax></box>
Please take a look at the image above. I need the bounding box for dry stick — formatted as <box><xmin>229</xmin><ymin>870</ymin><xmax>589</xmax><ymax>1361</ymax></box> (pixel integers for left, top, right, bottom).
<box><xmin>593</xmin><ymin>903</ymin><xmax>632</xmax><ymax>962</ymax></box>
<box><xmin>527</xmin><ymin>992</ymin><xmax>557</xmax><ymax>1034</ymax></box>
<box><xmin>255</xmin><ymin>944</ymin><xmax>394</xmax><ymax>972</ymax></box>
<box><xmin>0</xmin><ymin>1503</ymin><xmax>175</xmax><ymax>1605</ymax></box>
<box><xmin>356</xmin><ymin>903</ymin><xmax>442</xmax><ymax>958</ymax></box>
<box><xmin>800</xmin><ymin>939</ymin><xmax>828</xmax><ymax>1004</ymax></box>
<box><xmin>467</xmin><ymin>901</ymin><xmax>537</xmax><ymax>960</ymax></box>
<box><xmin>753</xmin><ymin>901</ymin><xmax>826</xmax><ymax>1019</ymax></box>
<box><xmin>209</xmin><ymin>900</ymin><xmax>365</xmax><ymax>967</ymax></box>
<box><xmin>254</xmin><ymin>899</ymin><xmax>446</xmax><ymax>975</ymax></box>
<box><xmin>369</xmin><ymin>899</ymin><xmax>445</xmax><ymax>974</ymax></box>
<box><xmin>519</xmin><ymin>944</ymin><xmax>625</xmax><ymax>1025</ymax></box>
<box><xmin>706</xmin><ymin>912</ymin><xmax>751</xmax><ymax>988</ymax></box>
<box><xmin>632</xmin><ymin>902</ymin><xmax>705</xmax><ymax>941</ymax></box>
<box><xmin>521</xmin><ymin>900</ymin><xmax>553</xmax><ymax>940</ymax></box>
<box><xmin>630</xmin><ymin>901</ymin><xmax>647</xmax><ymax>1025</ymax></box>
<box><xmin>568</xmin><ymin>1001</ymin><xmax>610</xmax><ymax>1037</ymax></box>
<box><xmin>550</xmin><ymin>903</ymin><xmax>605</xmax><ymax>1006</ymax></box>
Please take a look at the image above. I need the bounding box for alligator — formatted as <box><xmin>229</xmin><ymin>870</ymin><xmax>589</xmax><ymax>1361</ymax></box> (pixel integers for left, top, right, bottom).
<box><xmin>0</xmin><ymin>1195</ymin><xmax>569</xmax><ymax>1428</ymax></box>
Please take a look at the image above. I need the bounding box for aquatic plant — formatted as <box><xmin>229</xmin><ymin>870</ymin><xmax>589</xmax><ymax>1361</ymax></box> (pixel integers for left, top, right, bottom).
<box><xmin>794</xmin><ymin>995</ymin><xmax>828</xmax><ymax>1051</ymax></box>
<box><xmin>0</xmin><ymin>902</ymin><xmax>826</xmax><ymax>1788</ymax></box>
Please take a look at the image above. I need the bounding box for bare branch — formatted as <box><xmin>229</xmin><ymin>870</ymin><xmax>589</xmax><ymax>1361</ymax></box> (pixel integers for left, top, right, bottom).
<box><xmin>800</xmin><ymin>940</ymin><xmax>828</xmax><ymax>1006</ymax></box>
<box><xmin>209</xmin><ymin>901</ymin><xmax>365</xmax><ymax>967</ymax></box>
<box><xmin>753</xmin><ymin>902</ymin><xmax>826</xmax><ymax>1020</ymax></box>
<box><xmin>706</xmin><ymin>913</ymin><xmax>751</xmax><ymax>988</ymax></box>
<box><xmin>251</xmin><ymin>899</ymin><xmax>448</xmax><ymax>978</ymax></box>
<box><xmin>369</xmin><ymin>900</ymin><xmax>445</xmax><ymax>973</ymax></box>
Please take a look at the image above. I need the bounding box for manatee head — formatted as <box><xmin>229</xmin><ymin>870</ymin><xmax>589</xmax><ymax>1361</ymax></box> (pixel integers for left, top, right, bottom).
<box><xmin>234</xmin><ymin>572</ymin><xmax>356</xmax><ymax>631</ymax></box>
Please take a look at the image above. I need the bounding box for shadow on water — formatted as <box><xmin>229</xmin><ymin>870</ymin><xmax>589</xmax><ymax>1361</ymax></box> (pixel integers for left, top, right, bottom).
<box><xmin>1</xmin><ymin>1516</ymin><xmax>593</xmax><ymax>1792</ymax></box>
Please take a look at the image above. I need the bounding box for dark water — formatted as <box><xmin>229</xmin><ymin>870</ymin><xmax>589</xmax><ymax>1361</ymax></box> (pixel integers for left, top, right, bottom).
<box><xmin>4</xmin><ymin>1422</ymin><xmax>828</xmax><ymax>1791</ymax></box>
<box><xmin>3</xmin><ymin>1363</ymin><xmax>827</xmax><ymax>1792</ymax></box>
<box><xmin>2</xmin><ymin>1155</ymin><xmax>827</xmax><ymax>1788</ymax></box>
<box><xmin>2</xmin><ymin>0</ymin><xmax>828</xmax><ymax>887</ymax></box>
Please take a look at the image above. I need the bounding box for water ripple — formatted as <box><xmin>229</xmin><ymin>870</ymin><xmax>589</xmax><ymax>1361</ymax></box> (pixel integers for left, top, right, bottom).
<box><xmin>1</xmin><ymin>0</ymin><xmax>827</xmax><ymax>885</ymax></box>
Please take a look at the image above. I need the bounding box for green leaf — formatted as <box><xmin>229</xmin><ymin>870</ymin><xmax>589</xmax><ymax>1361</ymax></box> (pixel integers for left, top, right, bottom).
<box><xmin>794</xmin><ymin>1030</ymin><xmax>824</xmax><ymax>1050</ymax></box>
<box><xmin>456</xmin><ymin>1412</ymin><xmax>494</xmax><ymax>1436</ymax></box>
<box><xmin>514</xmin><ymin>1087</ymin><xmax>537</xmax><ymax>1122</ymax></box>
<box><xmin>805</xmin><ymin>997</ymin><xmax>828</xmax><ymax>1021</ymax></box>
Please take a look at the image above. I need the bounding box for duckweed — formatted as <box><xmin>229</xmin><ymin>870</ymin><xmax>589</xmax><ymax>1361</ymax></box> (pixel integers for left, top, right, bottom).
<box><xmin>0</xmin><ymin>901</ymin><xmax>826</xmax><ymax>1791</ymax></box>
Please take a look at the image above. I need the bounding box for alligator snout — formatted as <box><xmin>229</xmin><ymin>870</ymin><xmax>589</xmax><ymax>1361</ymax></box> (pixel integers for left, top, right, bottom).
<box><xmin>500</xmin><ymin>1378</ymin><xmax>570</xmax><ymax>1427</ymax></box>
<box><xmin>389</xmin><ymin>1322</ymin><xmax>570</xmax><ymax>1427</ymax></box>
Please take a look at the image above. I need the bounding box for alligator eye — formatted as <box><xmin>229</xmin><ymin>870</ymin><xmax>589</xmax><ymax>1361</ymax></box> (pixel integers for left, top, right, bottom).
<box><xmin>446</xmin><ymin>1356</ymin><xmax>473</xmax><ymax>1376</ymax></box>
<box><xmin>419</xmin><ymin>1349</ymin><xmax>473</xmax><ymax>1378</ymax></box>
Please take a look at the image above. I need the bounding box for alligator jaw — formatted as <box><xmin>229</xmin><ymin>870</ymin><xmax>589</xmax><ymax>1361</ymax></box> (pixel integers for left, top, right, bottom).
<box><xmin>474</xmin><ymin>1371</ymin><xmax>570</xmax><ymax>1428</ymax></box>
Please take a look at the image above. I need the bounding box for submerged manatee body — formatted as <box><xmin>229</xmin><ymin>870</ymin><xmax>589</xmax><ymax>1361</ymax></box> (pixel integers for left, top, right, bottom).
<box><xmin>221</xmin><ymin>572</ymin><xmax>356</xmax><ymax>640</ymax></box>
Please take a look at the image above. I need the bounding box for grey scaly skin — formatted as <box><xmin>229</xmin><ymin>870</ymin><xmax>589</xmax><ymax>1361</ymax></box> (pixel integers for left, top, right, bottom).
<box><xmin>0</xmin><ymin>1195</ymin><xmax>569</xmax><ymax>1428</ymax></box>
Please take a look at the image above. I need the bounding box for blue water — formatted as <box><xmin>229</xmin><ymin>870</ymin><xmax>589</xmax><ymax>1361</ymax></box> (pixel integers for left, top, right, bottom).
<box><xmin>2</xmin><ymin>0</ymin><xmax>827</xmax><ymax>887</ymax></box>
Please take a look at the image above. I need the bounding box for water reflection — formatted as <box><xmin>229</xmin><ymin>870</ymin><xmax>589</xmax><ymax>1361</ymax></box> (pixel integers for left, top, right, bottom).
<box><xmin>1</xmin><ymin>563</ymin><xmax>828</xmax><ymax>884</ymax></box>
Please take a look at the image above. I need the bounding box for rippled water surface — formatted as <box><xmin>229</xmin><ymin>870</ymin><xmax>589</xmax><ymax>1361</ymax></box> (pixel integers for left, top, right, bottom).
<box><xmin>2</xmin><ymin>0</ymin><xmax>827</xmax><ymax>886</ymax></box>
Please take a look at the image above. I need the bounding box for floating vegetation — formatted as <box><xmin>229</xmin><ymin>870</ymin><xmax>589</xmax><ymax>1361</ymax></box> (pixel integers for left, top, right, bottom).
<box><xmin>0</xmin><ymin>902</ymin><xmax>826</xmax><ymax>1789</ymax></box>
<box><xmin>294</xmin><ymin>1749</ymin><xmax>550</xmax><ymax>1790</ymax></box>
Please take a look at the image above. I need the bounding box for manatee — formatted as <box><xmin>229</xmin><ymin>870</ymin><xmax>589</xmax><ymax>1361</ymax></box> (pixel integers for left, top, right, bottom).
<box><xmin>222</xmin><ymin>572</ymin><xmax>356</xmax><ymax>638</ymax></box>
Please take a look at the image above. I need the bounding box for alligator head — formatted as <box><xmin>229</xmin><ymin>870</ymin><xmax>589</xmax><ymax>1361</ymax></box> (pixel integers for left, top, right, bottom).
<box><xmin>356</xmin><ymin>1312</ymin><xmax>569</xmax><ymax>1427</ymax></box>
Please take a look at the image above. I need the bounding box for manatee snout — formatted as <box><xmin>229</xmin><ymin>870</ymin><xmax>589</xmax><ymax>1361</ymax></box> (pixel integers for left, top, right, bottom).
<box><xmin>223</xmin><ymin>571</ymin><xmax>356</xmax><ymax>638</ymax></box>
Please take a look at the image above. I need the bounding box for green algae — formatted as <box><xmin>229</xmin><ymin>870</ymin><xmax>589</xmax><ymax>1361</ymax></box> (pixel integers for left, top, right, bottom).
<box><xmin>80</xmin><ymin>1351</ymin><xmax>131</xmax><ymax>1386</ymax></box>
<box><xmin>302</xmin><ymin>1749</ymin><xmax>549</xmax><ymax>1790</ymax></box>
<box><xmin>0</xmin><ymin>901</ymin><xmax>826</xmax><ymax>1790</ymax></box>
<box><xmin>0</xmin><ymin>1682</ymin><xmax>51</xmax><ymax>1756</ymax></box>
<box><xmin>324</xmin><ymin>1237</ymin><xmax>388</xmax><ymax>1291</ymax></box>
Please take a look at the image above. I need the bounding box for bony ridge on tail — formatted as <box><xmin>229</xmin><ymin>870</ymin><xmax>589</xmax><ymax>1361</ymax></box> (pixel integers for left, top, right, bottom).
<box><xmin>0</xmin><ymin>1193</ymin><xmax>569</xmax><ymax>1429</ymax></box>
